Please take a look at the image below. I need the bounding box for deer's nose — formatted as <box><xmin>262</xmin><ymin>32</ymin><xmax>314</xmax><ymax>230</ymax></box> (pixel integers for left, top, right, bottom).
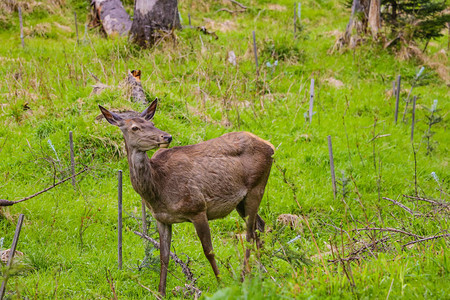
<box><xmin>163</xmin><ymin>135</ymin><xmax>172</xmax><ymax>143</ymax></box>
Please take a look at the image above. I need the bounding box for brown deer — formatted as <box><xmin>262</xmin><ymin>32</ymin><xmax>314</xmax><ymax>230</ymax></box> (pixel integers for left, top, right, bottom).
<box><xmin>99</xmin><ymin>99</ymin><xmax>274</xmax><ymax>296</ymax></box>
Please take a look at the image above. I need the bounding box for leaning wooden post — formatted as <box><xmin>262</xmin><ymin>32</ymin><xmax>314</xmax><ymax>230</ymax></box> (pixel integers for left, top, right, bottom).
<box><xmin>18</xmin><ymin>7</ymin><xmax>25</xmax><ymax>48</ymax></box>
<box><xmin>293</xmin><ymin>3</ymin><xmax>297</xmax><ymax>38</ymax></box>
<box><xmin>69</xmin><ymin>131</ymin><xmax>76</xmax><ymax>189</ymax></box>
<box><xmin>252</xmin><ymin>31</ymin><xmax>259</xmax><ymax>76</ymax></box>
<box><xmin>309</xmin><ymin>78</ymin><xmax>315</xmax><ymax>124</ymax></box>
<box><xmin>74</xmin><ymin>12</ymin><xmax>79</xmax><ymax>45</ymax></box>
<box><xmin>0</xmin><ymin>214</ymin><xmax>25</xmax><ymax>299</ymax></box>
<box><xmin>188</xmin><ymin>13</ymin><xmax>192</xmax><ymax>28</ymax></box>
<box><xmin>394</xmin><ymin>75</ymin><xmax>401</xmax><ymax>124</ymax></box>
<box><xmin>392</xmin><ymin>81</ymin><xmax>396</xmax><ymax>98</ymax></box>
<box><xmin>327</xmin><ymin>136</ymin><xmax>337</xmax><ymax>199</ymax></box>
<box><xmin>141</xmin><ymin>199</ymin><xmax>147</xmax><ymax>235</ymax></box>
<box><xmin>410</xmin><ymin>96</ymin><xmax>417</xmax><ymax>143</ymax></box>
<box><xmin>118</xmin><ymin>170</ymin><xmax>123</xmax><ymax>270</ymax></box>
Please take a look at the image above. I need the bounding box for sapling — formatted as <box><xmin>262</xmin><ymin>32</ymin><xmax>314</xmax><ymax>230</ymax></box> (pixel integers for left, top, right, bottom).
<box><xmin>265</xmin><ymin>60</ymin><xmax>278</xmax><ymax>75</ymax></box>
<box><xmin>423</xmin><ymin>100</ymin><xmax>442</xmax><ymax>155</ymax></box>
<box><xmin>402</xmin><ymin>66</ymin><xmax>425</xmax><ymax>122</ymax></box>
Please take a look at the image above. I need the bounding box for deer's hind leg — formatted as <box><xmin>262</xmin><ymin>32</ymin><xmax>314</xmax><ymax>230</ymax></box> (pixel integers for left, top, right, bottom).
<box><xmin>192</xmin><ymin>211</ymin><xmax>220</xmax><ymax>280</ymax></box>
<box><xmin>237</xmin><ymin>186</ymin><xmax>266</xmax><ymax>273</ymax></box>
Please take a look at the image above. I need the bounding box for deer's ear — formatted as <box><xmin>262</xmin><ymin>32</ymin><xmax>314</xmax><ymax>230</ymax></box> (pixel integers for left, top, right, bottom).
<box><xmin>99</xmin><ymin>105</ymin><xmax>123</xmax><ymax>126</ymax></box>
<box><xmin>140</xmin><ymin>98</ymin><xmax>158</xmax><ymax>121</ymax></box>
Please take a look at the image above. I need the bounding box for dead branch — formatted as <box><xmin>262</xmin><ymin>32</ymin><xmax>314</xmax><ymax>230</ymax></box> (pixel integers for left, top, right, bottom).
<box><xmin>196</xmin><ymin>26</ymin><xmax>218</xmax><ymax>40</ymax></box>
<box><xmin>275</xmin><ymin>163</ymin><xmax>299</xmax><ymax>207</ymax></box>
<box><xmin>367</xmin><ymin>134</ymin><xmax>391</xmax><ymax>143</ymax></box>
<box><xmin>350</xmin><ymin>237</ymin><xmax>390</xmax><ymax>256</ymax></box>
<box><xmin>382</xmin><ymin>197</ymin><xmax>420</xmax><ymax>216</ymax></box>
<box><xmin>0</xmin><ymin>168</ymin><xmax>89</xmax><ymax>207</ymax></box>
<box><xmin>0</xmin><ymin>136</ymin><xmax>8</xmax><ymax>155</ymax></box>
<box><xmin>135</xmin><ymin>278</ymin><xmax>162</xmax><ymax>300</ymax></box>
<box><xmin>216</xmin><ymin>8</ymin><xmax>246</xmax><ymax>14</ymax></box>
<box><xmin>351</xmin><ymin>227</ymin><xmax>423</xmax><ymax>239</ymax></box>
<box><xmin>229</xmin><ymin>0</ymin><xmax>247</xmax><ymax>9</ymax></box>
<box><xmin>133</xmin><ymin>231</ymin><xmax>196</xmax><ymax>283</ymax></box>
<box><xmin>403</xmin><ymin>195</ymin><xmax>449</xmax><ymax>207</ymax></box>
<box><xmin>328</xmin><ymin>256</ymin><xmax>361</xmax><ymax>263</ymax></box>
<box><xmin>105</xmin><ymin>269</ymin><xmax>118</xmax><ymax>300</ymax></box>
<box><xmin>402</xmin><ymin>234</ymin><xmax>450</xmax><ymax>249</ymax></box>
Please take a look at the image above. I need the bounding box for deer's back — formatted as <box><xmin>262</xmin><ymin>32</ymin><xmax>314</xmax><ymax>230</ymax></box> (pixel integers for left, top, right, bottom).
<box><xmin>148</xmin><ymin>132</ymin><xmax>274</xmax><ymax>223</ymax></box>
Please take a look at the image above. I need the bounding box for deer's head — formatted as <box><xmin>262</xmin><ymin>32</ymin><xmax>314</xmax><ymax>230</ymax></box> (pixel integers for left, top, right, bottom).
<box><xmin>99</xmin><ymin>99</ymin><xmax>172</xmax><ymax>151</ymax></box>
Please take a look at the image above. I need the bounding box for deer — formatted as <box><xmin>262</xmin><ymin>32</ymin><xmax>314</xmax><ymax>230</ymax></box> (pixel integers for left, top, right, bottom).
<box><xmin>99</xmin><ymin>99</ymin><xmax>274</xmax><ymax>296</ymax></box>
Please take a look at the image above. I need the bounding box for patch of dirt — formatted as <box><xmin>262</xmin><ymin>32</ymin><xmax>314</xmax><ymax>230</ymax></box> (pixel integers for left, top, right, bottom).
<box><xmin>323</xmin><ymin>30</ymin><xmax>342</xmax><ymax>38</ymax></box>
<box><xmin>267</xmin><ymin>4</ymin><xmax>286</xmax><ymax>11</ymax></box>
<box><xmin>203</xmin><ymin>18</ymin><xmax>236</xmax><ymax>33</ymax></box>
<box><xmin>324</xmin><ymin>77</ymin><xmax>344</xmax><ymax>88</ymax></box>
<box><xmin>53</xmin><ymin>22</ymin><xmax>72</xmax><ymax>32</ymax></box>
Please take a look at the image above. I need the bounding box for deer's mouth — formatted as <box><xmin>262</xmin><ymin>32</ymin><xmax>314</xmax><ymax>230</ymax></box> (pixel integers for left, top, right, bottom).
<box><xmin>159</xmin><ymin>143</ymin><xmax>170</xmax><ymax>148</ymax></box>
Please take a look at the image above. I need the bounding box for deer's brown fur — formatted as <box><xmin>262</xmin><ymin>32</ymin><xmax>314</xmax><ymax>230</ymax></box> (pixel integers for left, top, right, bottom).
<box><xmin>99</xmin><ymin>99</ymin><xmax>274</xmax><ymax>296</ymax></box>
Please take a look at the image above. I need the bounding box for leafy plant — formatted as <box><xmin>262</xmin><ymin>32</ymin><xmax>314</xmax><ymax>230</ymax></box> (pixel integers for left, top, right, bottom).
<box><xmin>422</xmin><ymin>99</ymin><xmax>443</xmax><ymax>155</ymax></box>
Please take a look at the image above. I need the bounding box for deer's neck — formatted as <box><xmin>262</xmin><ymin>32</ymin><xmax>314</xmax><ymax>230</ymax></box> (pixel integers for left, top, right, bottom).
<box><xmin>126</xmin><ymin>146</ymin><xmax>156</xmax><ymax>203</ymax></box>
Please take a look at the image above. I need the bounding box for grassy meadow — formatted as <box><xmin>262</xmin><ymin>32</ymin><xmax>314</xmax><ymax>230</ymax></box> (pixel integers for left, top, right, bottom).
<box><xmin>0</xmin><ymin>0</ymin><xmax>449</xmax><ymax>298</ymax></box>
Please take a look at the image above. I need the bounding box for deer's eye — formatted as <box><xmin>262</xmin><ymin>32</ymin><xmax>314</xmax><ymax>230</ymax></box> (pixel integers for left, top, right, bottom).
<box><xmin>131</xmin><ymin>126</ymin><xmax>140</xmax><ymax>131</ymax></box>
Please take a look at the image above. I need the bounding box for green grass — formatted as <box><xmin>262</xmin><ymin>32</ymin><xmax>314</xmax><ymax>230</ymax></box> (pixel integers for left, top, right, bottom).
<box><xmin>1</xmin><ymin>0</ymin><xmax>449</xmax><ymax>299</ymax></box>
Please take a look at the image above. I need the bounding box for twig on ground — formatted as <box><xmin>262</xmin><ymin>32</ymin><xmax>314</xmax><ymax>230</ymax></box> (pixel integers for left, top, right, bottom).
<box><xmin>133</xmin><ymin>231</ymin><xmax>196</xmax><ymax>282</ymax></box>
<box><xmin>323</xmin><ymin>222</ymin><xmax>351</xmax><ymax>239</ymax></box>
<box><xmin>0</xmin><ymin>168</ymin><xmax>89</xmax><ymax>206</ymax></box>
<box><xmin>368</xmin><ymin>134</ymin><xmax>391</xmax><ymax>143</ymax></box>
<box><xmin>0</xmin><ymin>136</ymin><xmax>7</xmax><ymax>155</ymax></box>
<box><xmin>216</xmin><ymin>8</ymin><xmax>246</xmax><ymax>14</ymax></box>
<box><xmin>230</xmin><ymin>0</ymin><xmax>247</xmax><ymax>9</ymax></box>
<box><xmin>382</xmin><ymin>197</ymin><xmax>420</xmax><ymax>216</ymax></box>
<box><xmin>403</xmin><ymin>195</ymin><xmax>449</xmax><ymax>207</ymax></box>
<box><xmin>105</xmin><ymin>269</ymin><xmax>118</xmax><ymax>300</ymax></box>
<box><xmin>350</xmin><ymin>237</ymin><xmax>390</xmax><ymax>256</ymax></box>
<box><xmin>135</xmin><ymin>278</ymin><xmax>162</xmax><ymax>300</ymax></box>
<box><xmin>351</xmin><ymin>227</ymin><xmax>423</xmax><ymax>239</ymax></box>
<box><xmin>328</xmin><ymin>256</ymin><xmax>361</xmax><ymax>263</ymax></box>
<box><xmin>402</xmin><ymin>234</ymin><xmax>450</xmax><ymax>249</ymax></box>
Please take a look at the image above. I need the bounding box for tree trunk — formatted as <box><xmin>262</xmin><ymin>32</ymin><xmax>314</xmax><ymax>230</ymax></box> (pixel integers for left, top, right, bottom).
<box><xmin>91</xmin><ymin>0</ymin><xmax>132</xmax><ymax>36</ymax></box>
<box><xmin>368</xmin><ymin>0</ymin><xmax>381</xmax><ymax>37</ymax></box>
<box><xmin>130</xmin><ymin>0</ymin><xmax>181</xmax><ymax>47</ymax></box>
<box><xmin>344</xmin><ymin>0</ymin><xmax>361</xmax><ymax>42</ymax></box>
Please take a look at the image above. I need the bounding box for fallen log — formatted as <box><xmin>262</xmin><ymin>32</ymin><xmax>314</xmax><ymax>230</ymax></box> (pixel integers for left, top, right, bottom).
<box><xmin>91</xmin><ymin>0</ymin><xmax>132</xmax><ymax>36</ymax></box>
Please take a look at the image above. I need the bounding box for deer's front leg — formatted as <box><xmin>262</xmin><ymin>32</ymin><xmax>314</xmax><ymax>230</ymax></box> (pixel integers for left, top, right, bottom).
<box><xmin>192</xmin><ymin>212</ymin><xmax>220</xmax><ymax>279</ymax></box>
<box><xmin>157</xmin><ymin>221</ymin><xmax>172</xmax><ymax>297</ymax></box>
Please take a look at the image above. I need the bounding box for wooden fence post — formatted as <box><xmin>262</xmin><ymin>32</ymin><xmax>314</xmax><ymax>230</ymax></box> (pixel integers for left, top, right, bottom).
<box><xmin>19</xmin><ymin>7</ymin><xmax>25</xmax><ymax>48</ymax></box>
<box><xmin>411</xmin><ymin>96</ymin><xmax>417</xmax><ymax>143</ymax></box>
<box><xmin>69</xmin><ymin>131</ymin><xmax>76</xmax><ymax>189</ymax></box>
<box><xmin>252</xmin><ymin>31</ymin><xmax>259</xmax><ymax>76</ymax></box>
<box><xmin>395</xmin><ymin>75</ymin><xmax>401</xmax><ymax>124</ymax></box>
<box><xmin>74</xmin><ymin>12</ymin><xmax>79</xmax><ymax>45</ymax></box>
<box><xmin>293</xmin><ymin>3</ymin><xmax>297</xmax><ymax>38</ymax></box>
<box><xmin>118</xmin><ymin>170</ymin><xmax>123</xmax><ymax>270</ymax></box>
<box><xmin>309</xmin><ymin>79</ymin><xmax>315</xmax><ymax>124</ymax></box>
<box><xmin>327</xmin><ymin>136</ymin><xmax>337</xmax><ymax>199</ymax></box>
<box><xmin>0</xmin><ymin>214</ymin><xmax>25</xmax><ymax>299</ymax></box>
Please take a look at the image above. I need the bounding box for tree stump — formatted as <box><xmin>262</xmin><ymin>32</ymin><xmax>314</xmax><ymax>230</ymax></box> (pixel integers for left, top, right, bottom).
<box><xmin>130</xmin><ymin>0</ymin><xmax>181</xmax><ymax>47</ymax></box>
